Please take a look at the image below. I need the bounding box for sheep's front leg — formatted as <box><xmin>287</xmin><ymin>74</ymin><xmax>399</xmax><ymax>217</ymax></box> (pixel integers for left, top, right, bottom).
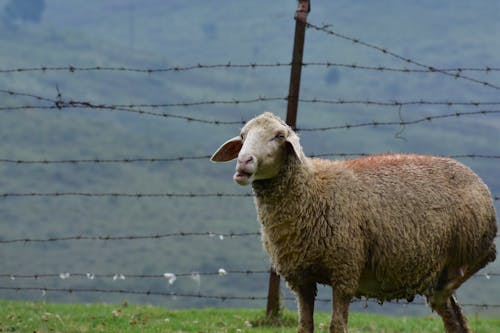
<box><xmin>330</xmin><ymin>288</ymin><xmax>350</xmax><ymax>333</ymax></box>
<box><xmin>294</xmin><ymin>282</ymin><xmax>316</xmax><ymax>333</ymax></box>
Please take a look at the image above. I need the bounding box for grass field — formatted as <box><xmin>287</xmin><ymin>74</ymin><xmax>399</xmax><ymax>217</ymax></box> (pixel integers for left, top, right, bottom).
<box><xmin>1</xmin><ymin>300</ymin><xmax>499</xmax><ymax>333</ymax></box>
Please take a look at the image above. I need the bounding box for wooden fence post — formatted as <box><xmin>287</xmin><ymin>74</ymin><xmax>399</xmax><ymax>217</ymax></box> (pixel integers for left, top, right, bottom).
<box><xmin>266</xmin><ymin>0</ymin><xmax>310</xmax><ymax>319</ymax></box>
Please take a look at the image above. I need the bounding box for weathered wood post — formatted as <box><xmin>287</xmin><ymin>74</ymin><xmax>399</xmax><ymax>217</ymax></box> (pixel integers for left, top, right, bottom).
<box><xmin>266</xmin><ymin>0</ymin><xmax>310</xmax><ymax>319</ymax></box>
<box><xmin>286</xmin><ymin>0</ymin><xmax>310</xmax><ymax>128</ymax></box>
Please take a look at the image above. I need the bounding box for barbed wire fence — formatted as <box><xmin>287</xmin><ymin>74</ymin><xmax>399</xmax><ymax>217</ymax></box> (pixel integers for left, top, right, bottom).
<box><xmin>1</xmin><ymin>92</ymin><xmax>499</xmax><ymax>307</ymax></box>
<box><xmin>1</xmin><ymin>4</ymin><xmax>499</xmax><ymax>320</ymax></box>
<box><xmin>0</xmin><ymin>153</ymin><xmax>499</xmax><ymax>165</ymax></box>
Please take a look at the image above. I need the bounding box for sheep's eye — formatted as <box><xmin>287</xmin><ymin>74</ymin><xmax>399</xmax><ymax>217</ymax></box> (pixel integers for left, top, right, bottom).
<box><xmin>240</xmin><ymin>134</ymin><xmax>244</xmax><ymax>140</ymax></box>
<box><xmin>274</xmin><ymin>133</ymin><xmax>286</xmax><ymax>140</ymax></box>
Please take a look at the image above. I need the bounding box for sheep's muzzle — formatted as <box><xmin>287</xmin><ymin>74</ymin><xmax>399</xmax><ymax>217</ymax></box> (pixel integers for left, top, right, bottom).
<box><xmin>234</xmin><ymin>153</ymin><xmax>256</xmax><ymax>185</ymax></box>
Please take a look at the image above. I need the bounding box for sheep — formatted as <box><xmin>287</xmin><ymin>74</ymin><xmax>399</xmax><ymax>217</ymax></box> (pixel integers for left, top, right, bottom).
<box><xmin>211</xmin><ymin>112</ymin><xmax>497</xmax><ymax>333</ymax></box>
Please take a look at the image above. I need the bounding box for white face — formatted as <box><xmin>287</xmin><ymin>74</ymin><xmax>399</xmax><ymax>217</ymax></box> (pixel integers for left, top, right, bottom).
<box><xmin>211</xmin><ymin>112</ymin><xmax>304</xmax><ymax>186</ymax></box>
<box><xmin>234</xmin><ymin>123</ymin><xmax>288</xmax><ymax>185</ymax></box>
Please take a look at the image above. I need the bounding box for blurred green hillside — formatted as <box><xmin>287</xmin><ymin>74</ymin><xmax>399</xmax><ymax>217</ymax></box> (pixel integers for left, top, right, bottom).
<box><xmin>0</xmin><ymin>0</ymin><xmax>498</xmax><ymax>316</ymax></box>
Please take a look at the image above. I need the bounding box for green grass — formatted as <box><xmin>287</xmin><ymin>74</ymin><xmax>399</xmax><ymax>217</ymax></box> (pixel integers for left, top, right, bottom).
<box><xmin>1</xmin><ymin>300</ymin><xmax>499</xmax><ymax>333</ymax></box>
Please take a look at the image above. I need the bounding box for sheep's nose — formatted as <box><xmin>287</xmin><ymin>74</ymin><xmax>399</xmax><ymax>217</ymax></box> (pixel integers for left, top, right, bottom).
<box><xmin>238</xmin><ymin>154</ymin><xmax>254</xmax><ymax>166</ymax></box>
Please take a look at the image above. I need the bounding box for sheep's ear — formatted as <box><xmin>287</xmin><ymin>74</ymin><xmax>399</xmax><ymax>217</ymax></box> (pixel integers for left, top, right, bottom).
<box><xmin>285</xmin><ymin>132</ymin><xmax>305</xmax><ymax>163</ymax></box>
<box><xmin>210</xmin><ymin>136</ymin><xmax>242</xmax><ymax>162</ymax></box>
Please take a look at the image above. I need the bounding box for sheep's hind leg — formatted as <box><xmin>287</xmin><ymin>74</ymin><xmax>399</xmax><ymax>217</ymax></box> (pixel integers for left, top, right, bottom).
<box><xmin>429</xmin><ymin>264</ymin><xmax>482</xmax><ymax>333</ymax></box>
<box><xmin>294</xmin><ymin>282</ymin><xmax>316</xmax><ymax>333</ymax></box>
<box><xmin>430</xmin><ymin>295</ymin><xmax>470</xmax><ymax>333</ymax></box>
<box><xmin>448</xmin><ymin>295</ymin><xmax>470</xmax><ymax>333</ymax></box>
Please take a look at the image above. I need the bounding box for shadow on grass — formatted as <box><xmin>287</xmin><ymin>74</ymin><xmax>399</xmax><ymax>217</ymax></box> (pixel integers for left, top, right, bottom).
<box><xmin>251</xmin><ymin>311</ymin><xmax>297</xmax><ymax>328</ymax></box>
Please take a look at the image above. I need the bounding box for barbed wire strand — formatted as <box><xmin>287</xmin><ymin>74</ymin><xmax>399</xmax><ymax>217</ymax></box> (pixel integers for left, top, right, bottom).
<box><xmin>67</xmin><ymin>101</ymin><xmax>247</xmax><ymax>124</ymax></box>
<box><xmin>0</xmin><ymin>192</ymin><xmax>253</xmax><ymax>199</ymax></box>
<box><xmin>0</xmin><ymin>230</ymin><xmax>498</xmax><ymax>245</ymax></box>
<box><xmin>3</xmin><ymin>84</ymin><xmax>500</xmax><ymax>113</ymax></box>
<box><xmin>0</xmin><ymin>88</ymin><xmax>56</xmax><ymax>103</ymax></box>
<box><xmin>298</xmin><ymin>110</ymin><xmax>500</xmax><ymax>132</ymax></box>
<box><xmin>1</xmin><ymin>271</ymin><xmax>497</xmax><ymax>280</ymax></box>
<box><xmin>0</xmin><ymin>231</ymin><xmax>260</xmax><ymax>244</ymax></box>
<box><xmin>0</xmin><ymin>192</ymin><xmax>497</xmax><ymax>201</ymax></box>
<box><xmin>298</xmin><ymin>98</ymin><xmax>500</xmax><ymax>108</ymax></box>
<box><xmin>0</xmin><ymin>63</ymin><xmax>291</xmax><ymax>74</ymax></box>
<box><xmin>1</xmin><ymin>63</ymin><xmax>500</xmax><ymax>74</ymax></box>
<box><xmin>85</xmin><ymin>98</ymin><xmax>500</xmax><ymax>109</ymax></box>
<box><xmin>0</xmin><ymin>270</ymin><xmax>271</xmax><ymax>280</ymax></box>
<box><xmin>0</xmin><ymin>89</ymin><xmax>248</xmax><ymax>125</ymax></box>
<box><xmin>3</xmin><ymin>105</ymin><xmax>500</xmax><ymax>129</ymax></box>
<box><xmin>4</xmin><ymin>97</ymin><xmax>500</xmax><ymax>111</ymax></box>
<box><xmin>0</xmin><ymin>153</ymin><xmax>499</xmax><ymax>165</ymax></box>
<box><xmin>1</xmin><ymin>286</ymin><xmax>499</xmax><ymax>308</ymax></box>
<box><xmin>305</xmin><ymin>22</ymin><xmax>500</xmax><ymax>91</ymax></box>
<box><xmin>0</xmin><ymin>155</ymin><xmax>213</xmax><ymax>164</ymax></box>
<box><xmin>0</xmin><ymin>103</ymin><xmax>246</xmax><ymax>125</ymax></box>
<box><xmin>303</xmin><ymin>62</ymin><xmax>500</xmax><ymax>74</ymax></box>
<box><xmin>0</xmin><ymin>286</ymin><xmax>266</xmax><ymax>301</ymax></box>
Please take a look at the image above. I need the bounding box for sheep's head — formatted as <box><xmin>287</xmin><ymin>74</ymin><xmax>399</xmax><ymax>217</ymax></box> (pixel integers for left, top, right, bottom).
<box><xmin>211</xmin><ymin>112</ymin><xmax>305</xmax><ymax>185</ymax></box>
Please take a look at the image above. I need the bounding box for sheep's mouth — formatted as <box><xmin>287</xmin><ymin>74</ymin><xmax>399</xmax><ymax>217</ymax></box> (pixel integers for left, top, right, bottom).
<box><xmin>233</xmin><ymin>170</ymin><xmax>253</xmax><ymax>185</ymax></box>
